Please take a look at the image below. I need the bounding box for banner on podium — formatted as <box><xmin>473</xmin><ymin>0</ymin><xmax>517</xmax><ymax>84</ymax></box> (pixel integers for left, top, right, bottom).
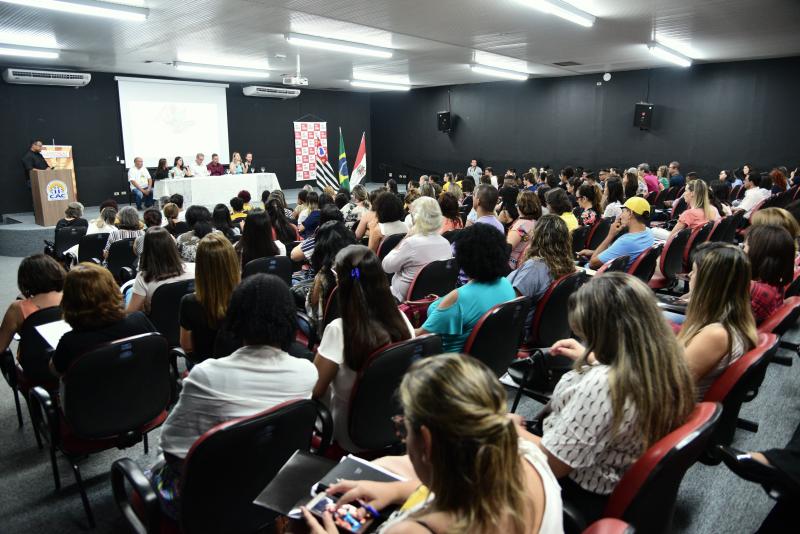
<box><xmin>42</xmin><ymin>145</ymin><xmax>78</xmax><ymax>200</ymax></box>
<box><xmin>293</xmin><ymin>122</ymin><xmax>327</xmax><ymax>182</ymax></box>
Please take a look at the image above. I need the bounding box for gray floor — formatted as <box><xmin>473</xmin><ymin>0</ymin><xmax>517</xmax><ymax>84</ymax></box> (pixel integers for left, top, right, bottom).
<box><xmin>0</xmin><ymin>252</ymin><xmax>798</xmax><ymax>532</ymax></box>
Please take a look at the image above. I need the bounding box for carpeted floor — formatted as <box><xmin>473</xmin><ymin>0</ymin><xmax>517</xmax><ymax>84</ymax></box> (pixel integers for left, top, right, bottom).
<box><xmin>0</xmin><ymin>253</ymin><xmax>797</xmax><ymax>532</ymax></box>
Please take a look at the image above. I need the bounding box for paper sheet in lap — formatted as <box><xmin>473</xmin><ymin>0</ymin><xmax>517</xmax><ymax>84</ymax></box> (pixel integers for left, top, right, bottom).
<box><xmin>35</xmin><ymin>320</ymin><xmax>72</xmax><ymax>349</ymax></box>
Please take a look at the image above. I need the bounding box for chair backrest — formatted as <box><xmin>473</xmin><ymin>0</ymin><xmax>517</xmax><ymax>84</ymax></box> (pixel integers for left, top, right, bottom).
<box><xmin>627</xmin><ymin>244</ymin><xmax>663</xmax><ymax>283</ymax></box>
<box><xmin>757</xmin><ymin>296</ymin><xmax>800</xmax><ymax>336</ymax></box>
<box><xmin>662</xmin><ymin>186</ymin><xmax>680</xmax><ymax>202</ymax></box>
<box><xmin>670</xmin><ymin>196</ymin><xmax>688</xmax><ymax>220</ymax></box>
<box><xmin>348</xmin><ymin>334</ymin><xmax>443</xmax><ymax>451</ymax></box>
<box><xmin>644</xmin><ymin>191</ymin><xmax>657</xmax><ymax>205</ymax></box>
<box><xmin>148</xmin><ymin>280</ymin><xmax>196</xmax><ymax>347</ymax></box>
<box><xmin>441</xmin><ymin>229</ymin><xmax>462</xmax><ymax>243</ymax></box>
<box><xmin>322</xmin><ymin>286</ymin><xmax>340</xmax><ymax>329</ymax></box>
<box><xmin>658</xmin><ymin>228</ymin><xmax>692</xmax><ymax>282</ymax></box>
<box><xmin>107</xmin><ymin>238</ymin><xmax>138</xmax><ymax>281</ymax></box>
<box><xmin>705</xmin><ymin>216</ymin><xmax>733</xmax><ymax>243</ymax></box>
<box><xmin>17</xmin><ymin>306</ymin><xmax>64</xmax><ymax>384</ymax></box>
<box><xmin>463</xmin><ymin>297</ymin><xmax>531</xmax><ymax>377</ymax></box>
<box><xmin>571</xmin><ymin>224</ymin><xmax>592</xmax><ymax>254</ymax></box>
<box><xmin>405</xmin><ymin>258</ymin><xmax>459</xmax><ymax>301</ymax></box>
<box><xmin>596</xmin><ymin>255</ymin><xmax>630</xmax><ymax>274</ymax></box>
<box><xmin>180</xmin><ymin>399</ymin><xmax>319</xmax><ymax>534</ymax></box>
<box><xmin>730</xmin><ymin>184</ymin><xmax>742</xmax><ymax>201</ymax></box>
<box><xmin>682</xmin><ymin>221</ymin><xmax>715</xmax><ymax>271</ymax></box>
<box><xmin>528</xmin><ymin>272</ymin><xmax>586</xmax><ymax>347</ymax></box>
<box><xmin>54</xmin><ymin>226</ymin><xmax>87</xmax><ymax>257</ymax></box>
<box><xmin>377</xmin><ymin>232</ymin><xmax>406</xmax><ymax>262</ymax></box>
<box><xmin>586</xmin><ymin>218</ymin><xmax>612</xmax><ymax>250</ymax></box>
<box><xmin>703</xmin><ymin>333</ymin><xmax>779</xmax><ymax>446</ymax></box>
<box><xmin>77</xmin><ymin>233</ymin><xmax>110</xmax><ymax>263</ymax></box>
<box><xmin>61</xmin><ymin>333</ymin><xmax>171</xmax><ymax>439</ymax></box>
<box><xmin>604</xmin><ymin>402</ymin><xmax>722</xmax><ymax>532</ymax></box>
<box><xmin>242</xmin><ymin>255</ymin><xmax>293</xmax><ymax>285</ymax></box>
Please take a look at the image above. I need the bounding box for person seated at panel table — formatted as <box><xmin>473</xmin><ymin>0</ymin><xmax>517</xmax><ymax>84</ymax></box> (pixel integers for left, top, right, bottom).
<box><xmin>153</xmin><ymin>158</ymin><xmax>169</xmax><ymax>181</ymax></box>
<box><xmin>243</xmin><ymin>152</ymin><xmax>255</xmax><ymax>173</ymax></box>
<box><xmin>128</xmin><ymin>157</ymin><xmax>154</xmax><ymax>210</ymax></box>
<box><xmin>187</xmin><ymin>153</ymin><xmax>209</xmax><ymax>177</ymax></box>
<box><xmin>206</xmin><ymin>153</ymin><xmax>225</xmax><ymax>176</ymax></box>
<box><xmin>169</xmin><ymin>156</ymin><xmax>192</xmax><ymax>179</ymax></box>
<box><xmin>229</xmin><ymin>152</ymin><xmax>244</xmax><ymax>175</ymax></box>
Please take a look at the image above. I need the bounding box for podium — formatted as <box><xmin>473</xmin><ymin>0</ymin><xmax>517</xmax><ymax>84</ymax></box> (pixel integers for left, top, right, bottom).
<box><xmin>31</xmin><ymin>169</ymin><xmax>76</xmax><ymax>227</ymax></box>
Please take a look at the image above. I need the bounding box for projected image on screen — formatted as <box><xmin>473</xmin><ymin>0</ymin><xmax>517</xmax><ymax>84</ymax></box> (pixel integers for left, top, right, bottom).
<box><xmin>116</xmin><ymin>77</ymin><xmax>231</xmax><ymax>168</ymax></box>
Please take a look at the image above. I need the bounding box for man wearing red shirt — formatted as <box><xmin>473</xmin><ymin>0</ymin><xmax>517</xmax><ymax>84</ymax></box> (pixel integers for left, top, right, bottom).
<box><xmin>207</xmin><ymin>153</ymin><xmax>225</xmax><ymax>176</ymax></box>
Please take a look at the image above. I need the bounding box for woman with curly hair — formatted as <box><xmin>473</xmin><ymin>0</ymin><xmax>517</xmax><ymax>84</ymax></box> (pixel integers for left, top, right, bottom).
<box><xmin>50</xmin><ymin>263</ymin><xmax>155</xmax><ymax>375</ymax></box>
<box><xmin>417</xmin><ymin>223</ymin><xmax>516</xmax><ymax>352</ymax></box>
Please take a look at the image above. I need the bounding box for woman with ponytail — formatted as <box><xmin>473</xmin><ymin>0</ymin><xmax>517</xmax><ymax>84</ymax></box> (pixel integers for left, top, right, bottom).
<box><xmin>652</xmin><ymin>178</ymin><xmax>720</xmax><ymax>241</ymax></box>
<box><xmin>303</xmin><ymin>354</ymin><xmax>563</xmax><ymax>534</ymax></box>
<box><xmin>312</xmin><ymin>245</ymin><xmax>413</xmax><ymax>452</ymax></box>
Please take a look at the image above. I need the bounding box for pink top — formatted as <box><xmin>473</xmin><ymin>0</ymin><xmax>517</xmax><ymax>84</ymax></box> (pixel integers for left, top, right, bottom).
<box><xmin>644</xmin><ymin>174</ymin><xmax>660</xmax><ymax>193</ymax></box>
<box><xmin>679</xmin><ymin>206</ymin><xmax>720</xmax><ymax>229</ymax></box>
<box><xmin>508</xmin><ymin>219</ymin><xmax>536</xmax><ymax>270</ymax></box>
<box><xmin>440</xmin><ymin>218</ymin><xmax>463</xmax><ymax>233</ymax></box>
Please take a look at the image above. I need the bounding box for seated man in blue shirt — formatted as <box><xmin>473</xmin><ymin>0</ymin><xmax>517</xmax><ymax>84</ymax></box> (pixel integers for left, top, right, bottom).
<box><xmin>579</xmin><ymin>197</ymin><xmax>654</xmax><ymax>269</ymax></box>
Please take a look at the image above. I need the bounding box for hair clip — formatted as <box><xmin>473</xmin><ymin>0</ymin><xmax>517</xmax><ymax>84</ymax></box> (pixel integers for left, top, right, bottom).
<box><xmin>350</xmin><ymin>267</ymin><xmax>361</xmax><ymax>280</ymax></box>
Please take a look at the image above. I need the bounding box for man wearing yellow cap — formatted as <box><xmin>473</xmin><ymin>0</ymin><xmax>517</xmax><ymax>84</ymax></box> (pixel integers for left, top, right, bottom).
<box><xmin>580</xmin><ymin>196</ymin><xmax>654</xmax><ymax>269</ymax></box>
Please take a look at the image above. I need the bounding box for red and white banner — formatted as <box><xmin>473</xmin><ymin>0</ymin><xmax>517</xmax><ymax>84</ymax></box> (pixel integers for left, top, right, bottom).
<box><xmin>293</xmin><ymin>121</ymin><xmax>327</xmax><ymax>181</ymax></box>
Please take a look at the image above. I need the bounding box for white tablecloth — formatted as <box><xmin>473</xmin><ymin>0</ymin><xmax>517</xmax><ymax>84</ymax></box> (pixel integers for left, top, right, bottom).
<box><xmin>154</xmin><ymin>173</ymin><xmax>281</xmax><ymax>208</ymax></box>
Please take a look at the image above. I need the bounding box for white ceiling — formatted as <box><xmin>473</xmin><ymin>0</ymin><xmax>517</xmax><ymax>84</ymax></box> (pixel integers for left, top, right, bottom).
<box><xmin>1</xmin><ymin>0</ymin><xmax>799</xmax><ymax>90</ymax></box>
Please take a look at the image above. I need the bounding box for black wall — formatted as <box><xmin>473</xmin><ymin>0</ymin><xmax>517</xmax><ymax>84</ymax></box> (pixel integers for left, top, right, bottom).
<box><xmin>371</xmin><ymin>57</ymin><xmax>800</xmax><ymax>182</ymax></box>
<box><xmin>0</xmin><ymin>69</ymin><xmax>370</xmax><ymax>213</ymax></box>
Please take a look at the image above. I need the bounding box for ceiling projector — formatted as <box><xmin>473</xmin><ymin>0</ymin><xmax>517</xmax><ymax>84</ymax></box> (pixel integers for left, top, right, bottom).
<box><xmin>283</xmin><ymin>75</ymin><xmax>308</xmax><ymax>86</ymax></box>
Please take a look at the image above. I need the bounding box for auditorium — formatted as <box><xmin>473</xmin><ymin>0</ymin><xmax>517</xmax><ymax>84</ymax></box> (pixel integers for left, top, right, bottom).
<box><xmin>2</xmin><ymin>0</ymin><xmax>800</xmax><ymax>532</ymax></box>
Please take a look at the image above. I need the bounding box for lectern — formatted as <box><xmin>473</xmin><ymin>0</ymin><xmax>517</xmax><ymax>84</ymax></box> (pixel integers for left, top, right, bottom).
<box><xmin>31</xmin><ymin>169</ymin><xmax>76</xmax><ymax>227</ymax></box>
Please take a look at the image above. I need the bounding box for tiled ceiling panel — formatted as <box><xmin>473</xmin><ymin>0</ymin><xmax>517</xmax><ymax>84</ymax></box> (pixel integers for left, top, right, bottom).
<box><xmin>0</xmin><ymin>0</ymin><xmax>797</xmax><ymax>90</ymax></box>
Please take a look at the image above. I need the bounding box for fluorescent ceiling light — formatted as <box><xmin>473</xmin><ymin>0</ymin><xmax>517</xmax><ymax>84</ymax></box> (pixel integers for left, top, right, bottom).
<box><xmin>286</xmin><ymin>33</ymin><xmax>393</xmax><ymax>59</ymax></box>
<box><xmin>352</xmin><ymin>71</ymin><xmax>410</xmax><ymax>85</ymax></box>
<box><xmin>0</xmin><ymin>44</ymin><xmax>59</xmax><ymax>59</ymax></box>
<box><xmin>174</xmin><ymin>61</ymin><xmax>270</xmax><ymax>79</ymax></box>
<box><xmin>350</xmin><ymin>80</ymin><xmax>410</xmax><ymax>92</ymax></box>
<box><xmin>0</xmin><ymin>0</ymin><xmax>148</xmax><ymax>21</ymax></box>
<box><xmin>648</xmin><ymin>42</ymin><xmax>692</xmax><ymax>67</ymax></box>
<box><xmin>515</xmin><ymin>0</ymin><xmax>596</xmax><ymax>28</ymax></box>
<box><xmin>470</xmin><ymin>64</ymin><xmax>529</xmax><ymax>81</ymax></box>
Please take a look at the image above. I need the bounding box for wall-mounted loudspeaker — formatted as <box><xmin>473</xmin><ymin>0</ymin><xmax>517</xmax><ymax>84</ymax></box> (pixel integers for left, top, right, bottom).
<box><xmin>634</xmin><ymin>103</ymin><xmax>654</xmax><ymax>130</ymax></box>
<box><xmin>437</xmin><ymin>111</ymin><xmax>452</xmax><ymax>132</ymax></box>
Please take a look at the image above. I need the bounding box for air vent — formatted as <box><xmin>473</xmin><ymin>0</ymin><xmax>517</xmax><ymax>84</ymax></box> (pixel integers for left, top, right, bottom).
<box><xmin>3</xmin><ymin>68</ymin><xmax>91</xmax><ymax>86</ymax></box>
<box><xmin>553</xmin><ymin>61</ymin><xmax>582</xmax><ymax>67</ymax></box>
<box><xmin>242</xmin><ymin>85</ymin><xmax>301</xmax><ymax>99</ymax></box>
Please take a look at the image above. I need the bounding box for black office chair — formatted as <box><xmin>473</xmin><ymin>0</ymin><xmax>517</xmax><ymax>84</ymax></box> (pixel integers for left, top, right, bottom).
<box><xmin>627</xmin><ymin>244</ymin><xmax>663</xmax><ymax>284</ymax></box>
<box><xmin>462</xmin><ymin>297</ymin><xmax>531</xmax><ymax>378</ymax></box>
<box><xmin>29</xmin><ymin>333</ymin><xmax>171</xmax><ymax>527</ymax></box>
<box><xmin>377</xmin><ymin>233</ymin><xmax>406</xmax><ymax>262</ymax></box>
<box><xmin>405</xmin><ymin>258</ymin><xmax>458</xmax><ymax>301</ymax></box>
<box><xmin>648</xmin><ymin>228</ymin><xmax>692</xmax><ymax>292</ymax></box>
<box><xmin>45</xmin><ymin>226</ymin><xmax>87</xmax><ymax>263</ymax></box>
<box><xmin>149</xmin><ymin>280</ymin><xmax>196</xmax><ymax>348</ymax></box>
<box><xmin>242</xmin><ymin>256</ymin><xmax>293</xmax><ymax>285</ymax></box>
<box><xmin>76</xmin><ymin>232</ymin><xmax>110</xmax><ymax>264</ymax></box>
<box><xmin>112</xmin><ymin>399</ymin><xmax>333</xmax><ymax>534</ymax></box>
<box><xmin>572</xmin><ymin>224</ymin><xmax>592</xmax><ymax>255</ymax></box>
<box><xmin>106</xmin><ymin>238</ymin><xmax>138</xmax><ymax>283</ymax></box>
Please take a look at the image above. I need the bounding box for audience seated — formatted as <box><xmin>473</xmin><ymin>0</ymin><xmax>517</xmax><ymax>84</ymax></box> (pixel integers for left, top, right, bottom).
<box><xmin>368</xmin><ymin>192</ymin><xmax>408</xmax><ymax>253</ymax></box>
<box><xmin>600</xmin><ymin>177</ymin><xmax>624</xmax><ymax>218</ymax></box>
<box><xmin>735</xmin><ymin>173</ymin><xmax>771</xmax><ymax>218</ymax></box>
<box><xmin>524</xmin><ymin>273</ymin><xmax>695</xmax><ymax>523</ymax></box>
<box><xmin>162</xmin><ymin>203</ymin><xmax>184</xmax><ymax>237</ymax></box>
<box><xmin>383</xmin><ymin>197</ymin><xmax>452</xmax><ymax>302</ymax></box>
<box><xmin>291</xmin><ymin>205</ymin><xmax>345</xmax><ymax>266</ymax></box>
<box><xmin>298</xmin><ymin>191</ymin><xmax>322</xmax><ymax>239</ymax></box>
<box><xmin>652</xmin><ymin>179</ymin><xmax>720</xmax><ymax>241</ymax></box>
<box><xmin>341</xmin><ymin>184</ymin><xmax>370</xmax><ymax>231</ymax></box>
<box><xmin>677</xmin><ymin>243</ymin><xmax>757</xmax><ymax>399</ymax></box>
<box><xmin>134</xmin><ymin>207</ymin><xmax>164</xmax><ymax>256</ymax></box>
<box><xmin>0</xmin><ymin>255</ymin><xmax>65</xmax><ymax>361</ymax></box>
<box><xmin>179</xmin><ymin>233</ymin><xmax>240</xmax><ymax>363</ymax></box>
<box><xmin>235</xmin><ymin>210</ymin><xmax>286</xmax><ymax>268</ymax></box>
<box><xmin>87</xmin><ymin>207</ymin><xmax>117</xmax><ymax>235</ymax></box>
<box><xmin>306</xmin><ymin>221</ymin><xmax>357</xmax><ymax>335</ymax></box>
<box><xmin>104</xmin><ymin>206</ymin><xmax>144</xmax><ymax>258</ymax></box>
<box><xmin>750</xmin><ymin>207</ymin><xmax>800</xmax><ymax>246</ymax></box>
<box><xmin>267</xmin><ymin>199</ymin><xmax>300</xmax><ymax>243</ymax></box>
<box><xmin>466</xmin><ymin>184</ymin><xmax>504</xmax><ymax>233</ymax></box>
<box><xmin>581</xmin><ymin>197</ymin><xmax>654</xmax><ymax>269</ymax></box>
<box><xmin>418</xmin><ymin>223</ymin><xmax>515</xmax><ymax>352</ymax></box>
<box><xmin>168</xmin><ymin>193</ymin><xmax>186</xmax><ymax>221</ymax></box>
<box><xmin>576</xmin><ymin>184</ymin><xmax>600</xmax><ymax>227</ymax></box>
<box><xmin>177</xmin><ymin>206</ymin><xmax>216</xmax><ymax>262</ymax></box>
<box><xmin>354</xmin><ymin>189</ymin><xmax>382</xmax><ymax>241</ymax></box>
<box><xmin>745</xmin><ymin>225</ymin><xmax>795</xmax><ymax>323</ymax></box>
<box><xmin>154</xmin><ymin>274</ymin><xmax>317</xmax><ymax>516</ymax></box>
<box><xmin>55</xmin><ymin>202</ymin><xmax>88</xmax><ymax>232</ymax></box>
<box><xmin>268</xmin><ymin>190</ymin><xmax>294</xmax><ymax>220</ymax></box>
<box><xmin>438</xmin><ymin>192</ymin><xmax>464</xmax><ymax>233</ymax></box>
<box><xmin>212</xmin><ymin>203</ymin><xmax>240</xmax><ymax>241</ymax></box>
<box><xmin>51</xmin><ymin>263</ymin><xmax>155</xmax><ymax>375</ymax></box>
<box><xmin>497</xmin><ymin>178</ymin><xmax>521</xmax><ymax>226</ymax></box>
<box><xmin>229</xmin><ymin>196</ymin><xmax>247</xmax><ymax>227</ymax></box>
<box><xmin>312</xmin><ymin>245</ymin><xmax>413</xmax><ymax>451</ymax></box>
<box><xmin>507</xmin><ymin>190</ymin><xmax>541</xmax><ymax>270</ymax></box>
<box><xmin>546</xmin><ymin>188</ymin><xmax>578</xmax><ymax>232</ymax></box>
<box><xmin>304</xmin><ymin>354</ymin><xmax>563</xmax><ymax>533</ymax></box>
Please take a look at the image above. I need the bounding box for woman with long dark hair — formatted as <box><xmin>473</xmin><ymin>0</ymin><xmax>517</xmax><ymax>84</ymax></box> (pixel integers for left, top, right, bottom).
<box><xmin>312</xmin><ymin>245</ymin><xmax>413</xmax><ymax>451</ymax></box>
<box><xmin>177</xmin><ymin>205</ymin><xmax>215</xmax><ymax>262</ymax></box>
<box><xmin>266</xmin><ymin>198</ymin><xmax>300</xmax><ymax>243</ymax></box>
<box><xmin>154</xmin><ymin>158</ymin><xmax>169</xmax><ymax>181</ymax></box>
<box><xmin>602</xmin><ymin>176</ymin><xmax>625</xmax><ymax>218</ymax></box>
<box><xmin>235</xmin><ymin>210</ymin><xmax>286</xmax><ymax>268</ymax></box>
<box><xmin>306</xmin><ymin>221</ymin><xmax>357</xmax><ymax>335</ymax></box>
<box><xmin>212</xmin><ymin>203</ymin><xmax>239</xmax><ymax>240</ymax></box>
<box><xmin>169</xmin><ymin>156</ymin><xmax>188</xmax><ymax>178</ymax></box>
<box><xmin>127</xmin><ymin>227</ymin><xmax>194</xmax><ymax>314</ymax></box>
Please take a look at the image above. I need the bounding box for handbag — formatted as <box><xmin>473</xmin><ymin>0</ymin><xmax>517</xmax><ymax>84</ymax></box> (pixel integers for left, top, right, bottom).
<box><xmin>398</xmin><ymin>296</ymin><xmax>437</xmax><ymax>329</ymax></box>
<box><xmin>509</xmin><ymin>349</ymin><xmax>574</xmax><ymax>394</ymax></box>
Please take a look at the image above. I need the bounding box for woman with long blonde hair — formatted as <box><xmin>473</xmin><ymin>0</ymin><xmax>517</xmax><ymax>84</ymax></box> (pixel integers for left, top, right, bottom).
<box><xmin>529</xmin><ymin>273</ymin><xmax>694</xmax><ymax>522</ymax></box>
<box><xmin>303</xmin><ymin>354</ymin><xmax>563</xmax><ymax>534</ymax></box>
<box><xmin>229</xmin><ymin>152</ymin><xmax>244</xmax><ymax>174</ymax></box>
<box><xmin>179</xmin><ymin>233</ymin><xmax>241</xmax><ymax>362</ymax></box>
<box><xmin>678</xmin><ymin>242</ymin><xmax>757</xmax><ymax>397</ymax></box>
<box><xmin>652</xmin><ymin>178</ymin><xmax>720</xmax><ymax>241</ymax></box>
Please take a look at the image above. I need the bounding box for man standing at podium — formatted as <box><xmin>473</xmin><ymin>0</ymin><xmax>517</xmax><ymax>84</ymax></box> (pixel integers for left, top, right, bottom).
<box><xmin>128</xmin><ymin>157</ymin><xmax>154</xmax><ymax>210</ymax></box>
<box><xmin>21</xmin><ymin>139</ymin><xmax>51</xmax><ymax>187</ymax></box>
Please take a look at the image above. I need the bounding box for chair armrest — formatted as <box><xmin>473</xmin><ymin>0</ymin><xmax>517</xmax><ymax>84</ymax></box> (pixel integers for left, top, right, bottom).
<box><xmin>296</xmin><ymin>311</ymin><xmax>319</xmax><ymax>349</ymax></box>
<box><xmin>119</xmin><ymin>267</ymin><xmax>136</xmax><ymax>283</ymax></box>
<box><xmin>562</xmin><ymin>500</ymin><xmax>589</xmax><ymax>534</ymax></box>
<box><xmin>111</xmin><ymin>458</ymin><xmax>160</xmax><ymax>534</ymax></box>
<box><xmin>1</xmin><ymin>349</ymin><xmax>15</xmax><ymax>386</ymax></box>
<box><xmin>29</xmin><ymin>386</ymin><xmax>59</xmax><ymax>447</ymax></box>
<box><xmin>89</xmin><ymin>257</ymin><xmax>102</xmax><ymax>265</ymax></box>
<box><xmin>313</xmin><ymin>399</ymin><xmax>334</xmax><ymax>455</ymax></box>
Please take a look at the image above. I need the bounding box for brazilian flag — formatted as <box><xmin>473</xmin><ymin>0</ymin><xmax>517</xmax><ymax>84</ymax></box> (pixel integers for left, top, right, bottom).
<box><xmin>338</xmin><ymin>127</ymin><xmax>350</xmax><ymax>191</ymax></box>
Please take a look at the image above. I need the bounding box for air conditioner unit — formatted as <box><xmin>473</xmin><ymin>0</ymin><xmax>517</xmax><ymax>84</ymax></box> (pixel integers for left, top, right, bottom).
<box><xmin>2</xmin><ymin>68</ymin><xmax>91</xmax><ymax>87</ymax></box>
<box><xmin>243</xmin><ymin>85</ymin><xmax>301</xmax><ymax>99</ymax></box>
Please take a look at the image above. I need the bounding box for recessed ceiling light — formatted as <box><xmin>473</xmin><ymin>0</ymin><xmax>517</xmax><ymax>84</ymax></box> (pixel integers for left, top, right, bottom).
<box><xmin>0</xmin><ymin>0</ymin><xmax>148</xmax><ymax>21</ymax></box>
<box><xmin>514</xmin><ymin>0</ymin><xmax>596</xmax><ymax>28</ymax></box>
<box><xmin>470</xmin><ymin>64</ymin><xmax>529</xmax><ymax>81</ymax></box>
<box><xmin>174</xmin><ymin>61</ymin><xmax>270</xmax><ymax>79</ymax></box>
<box><xmin>286</xmin><ymin>33</ymin><xmax>393</xmax><ymax>59</ymax></box>
<box><xmin>647</xmin><ymin>42</ymin><xmax>692</xmax><ymax>67</ymax></box>
<box><xmin>350</xmin><ymin>80</ymin><xmax>410</xmax><ymax>92</ymax></box>
<box><xmin>0</xmin><ymin>43</ymin><xmax>59</xmax><ymax>59</ymax></box>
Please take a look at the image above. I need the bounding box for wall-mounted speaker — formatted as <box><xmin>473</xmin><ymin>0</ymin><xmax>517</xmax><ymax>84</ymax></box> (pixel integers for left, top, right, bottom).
<box><xmin>437</xmin><ymin>111</ymin><xmax>452</xmax><ymax>132</ymax></box>
<box><xmin>634</xmin><ymin>103</ymin><xmax>654</xmax><ymax>130</ymax></box>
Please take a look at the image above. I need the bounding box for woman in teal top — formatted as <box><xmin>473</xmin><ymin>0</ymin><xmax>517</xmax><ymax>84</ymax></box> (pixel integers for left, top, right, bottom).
<box><xmin>418</xmin><ymin>223</ymin><xmax>516</xmax><ymax>352</ymax></box>
<box><xmin>229</xmin><ymin>152</ymin><xmax>244</xmax><ymax>174</ymax></box>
